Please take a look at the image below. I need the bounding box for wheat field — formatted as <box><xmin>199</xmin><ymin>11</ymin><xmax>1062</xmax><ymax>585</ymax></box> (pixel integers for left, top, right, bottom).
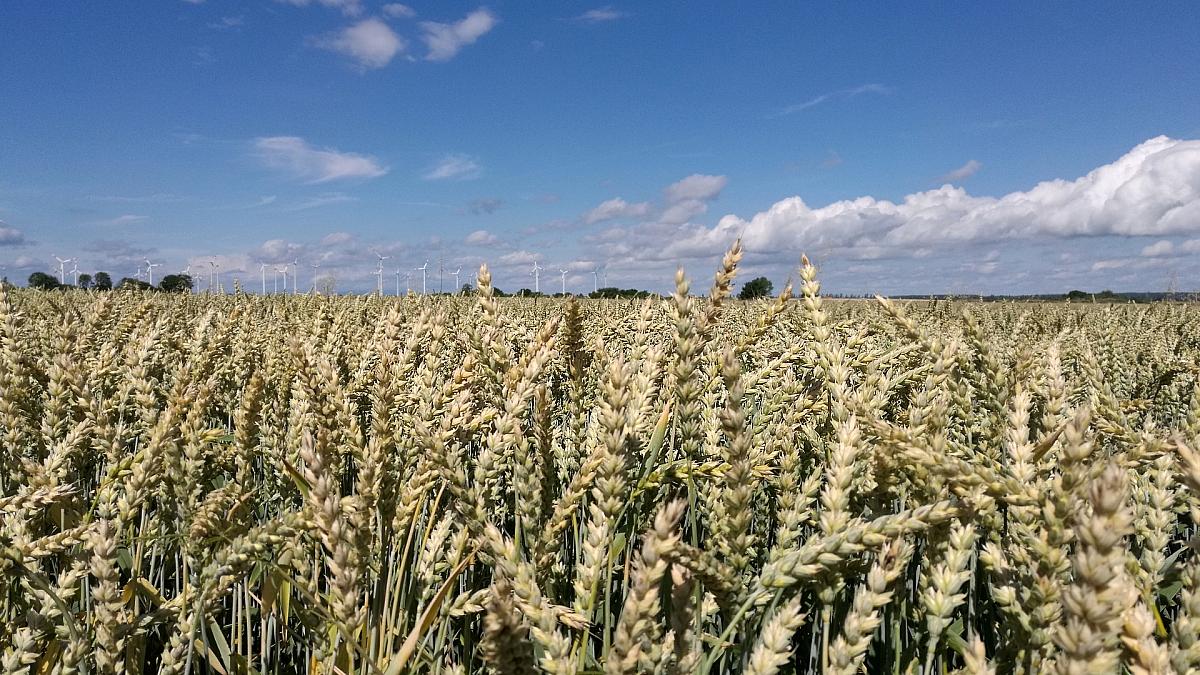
<box><xmin>2</xmin><ymin>243</ymin><xmax>1199</xmax><ymax>674</ymax></box>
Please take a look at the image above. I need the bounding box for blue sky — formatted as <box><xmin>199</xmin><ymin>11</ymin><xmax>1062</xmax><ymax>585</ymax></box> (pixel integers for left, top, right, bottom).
<box><xmin>2</xmin><ymin>1</ymin><xmax>1199</xmax><ymax>294</ymax></box>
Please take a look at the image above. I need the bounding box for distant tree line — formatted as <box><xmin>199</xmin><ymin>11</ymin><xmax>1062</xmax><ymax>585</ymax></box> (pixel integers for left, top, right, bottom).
<box><xmin>23</xmin><ymin>271</ymin><xmax>193</xmax><ymax>293</ymax></box>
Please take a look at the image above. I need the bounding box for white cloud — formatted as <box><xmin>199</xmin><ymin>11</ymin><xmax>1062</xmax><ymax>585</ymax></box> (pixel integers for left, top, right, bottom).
<box><xmin>1142</xmin><ymin>238</ymin><xmax>1200</xmax><ymax>257</ymax></box>
<box><xmin>284</xmin><ymin>192</ymin><xmax>356</xmax><ymax>211</ymax></box>
<box><xmin>423</xmin><ymin>154</ymin><xmax>482</xmax><ymax>180</ymax></box>
<box><xmin>254</xmin><ymin>136</ymin><xmax>388</xmax><ymax>183</ymax></box>
<box><xmin>466</xmin><ymin>229</ymin><xmax>498</xmax><ymax>245</ymax></box>
<box><xmin>498</xmin><ymin>250</ymin><xmax>540</xmax><ymax>265</ymax></box>
<box><xmin>772</xmin><ymin>84</ymin><xmax>891</xmax><ymax>117</ymax></box>
<box><xmin>594</xmin><ymin>136</ymin><xmax>1200</xmax><ymax>263</ymax></box>
<box><xmin>583</xmin><ymin>198</ymin><xmax>653</xmax><ymax>225</ymax></box>
<box><xmin>318</xmin><ymin>18</ymin><xmax>405</xmax><ymax>69</ymax></box>
<box><xmin>573</xmin><ymin>6</ymin><xmax>628</xmax><ymax>22</ymax></box>
<box><xmin>938</xmin><ymin>159</ymin><xmax>982</xmax><ymax>183</ymax></box>
<box><xmin>420</xmin><ymin>8</ymin><xmax>497</xmax><ymax>62</ymax></box>
<box><xmin>664</xmin><ymin>174</ymin><xmax>727</xmax><ymax>203</ymax></box>
<box><xmin>277</xmin><ymin>0</ymin><xmax>363</xmax><ymax>16</ymax></box>
<box><xmin>382</xmin><ymin>3</ymin><xmax>416</xmax><ymax>18</ymax></box>
<box><xmin>1141</xmin><ymin>240</ymin><xmax>1174</xmax><ymax>257</ymax></box>
<box><xmin>321</xmin><ymin>231</ymin><xmax>355</xmax><ymax>246</ymax></box>
<box><xmin>105</xmin><ymin>214</ymin><xmax>148</xmax><ymax>225</ymax></box>
<box><xmin>0</xmin><ymin>223</ymin><xmax>25</xmax><ymax>246</ymax></box>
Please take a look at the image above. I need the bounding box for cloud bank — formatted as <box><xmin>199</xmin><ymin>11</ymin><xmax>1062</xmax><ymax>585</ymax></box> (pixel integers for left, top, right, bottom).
<box><xmin>600</xmin><ymin>136</ymin><xmax>1200</xmax><ymax>263</ymax></box>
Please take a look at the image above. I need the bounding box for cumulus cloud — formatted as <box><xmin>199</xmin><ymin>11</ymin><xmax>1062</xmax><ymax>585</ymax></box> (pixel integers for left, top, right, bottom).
<box><xmin>420</xmin><ymin>9</ymin><xmax>497</xmax><ymax>61</ymax></box>
<box><xmin>423</xmin><ymin>154</ymin><xmax>482</xmax><ymax>180</ymax></box>
<box><xmin>254</xmin><ymin>136</ymin><xmax>388</xmax><ymax>183</ymax></box>
<box><xmin>664</xmin><ymin>174</ymin><xmax>727</xmax><ymax>203</ymax></box>
<box><xmin>1141</xmin><ymin>238</ymin><xmax>1200</xmax><ymax>257</ymax></box>
<box><xmin>772</xmin><ymin>84</ymin><xmax>891</xmax><ymax>117</ymax></box>
<box><xmin>616</xmin><ymin>136</ymin><xmax>1200</xmax><ymax>263</ymax></box>
<box><xmin>382</xmin><ymin>3</ymin><xmax>416</xmax><ymax>18</ymax></box>
<box><xmin>1141</xmin><ymin>240</ymin><xmax>1175</xmax><ymax>257</ymax></box>
<box><xmin>583</xmin><ymin>198</ymin><xmax>654</xmax><ymax>225</ymax></box>
<box><xmin>277</xmin><ymin>0</ymin><xmax>362</xmax><ymax>16</ymax></box>
<box><xmin>572</xmin><ymin>6</ymin><xmax>628</xmax><ymax>22</ymax></box>
<box><xmin>938</xmin><ymin>159</ymin><xmax>982</xmax><ymax>183</ymax></box>
<box><xmin>466</xmin><ymin>229</ymin><xmax>498</xmax><ymax>245</ymax></box>
<box><xmin>318</xmin><ymin>18</ymin><xmax>405</xmax><ymax>69</ymax></box>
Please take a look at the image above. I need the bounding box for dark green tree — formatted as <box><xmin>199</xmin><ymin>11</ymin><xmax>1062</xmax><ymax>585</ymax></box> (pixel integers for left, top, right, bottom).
<box><xmin>738</xmin><ymin>276</ymin><xmax>773</xmax><ymax>300</ymax></box>
<box><xmin>118</xmin><ymin>277</ymin><xmax>153</xmax><ymax>291</ymax></box>
<box><xmin>159</xmin><ymin>274</ymin><xmax>194</xmax><ymax>293</ymax></box>
<box><xmin>28</xmin><ymin>272</ymin><xmax>60</xmax><ymax>290</ymax></box>
<box><xmin>93</xmin><ymin>272</ymin><xmax>113</xmax><ymax>290</ymax></box>
<box><xmin>77</xmin><ymin>273</ymin><xmax>93</xmax><ymax>290</ymax></box>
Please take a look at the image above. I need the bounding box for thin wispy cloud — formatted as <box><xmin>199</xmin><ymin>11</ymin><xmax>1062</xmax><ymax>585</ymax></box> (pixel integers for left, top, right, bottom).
<box><xmin>381</xmin><ymin>3</ymin><xmax>416</xmax><ymax>19</ymax></box>
<box><xmin>467</xmin><ymin>197</ymin><xmax>504</xmax><ymax>214</ymax></box>
<box><xmin>90</xmin><ymin>193</ymin><xmax>187</xmax><ymax>203</ymax></box>
<box><xmin>423</xmin><ymin>154</ymin><xmax>482</xmax><ymax>181</ymax></box>
<box><xmin>282</xmin><ymin>192</ymin><xmax>356</xmax><ymax>211</ymax></box>
<box><xmin>253</xmin><ymin>136</ymin><xmax>388</xmax><ymax>183</ymax></box>
<box><xmin>420</xmin><ymin>8</ymin><xmax>497</xmax><ymax>62</ymax></box>
<box><xmin>277</xmin><ymin>0</ymin><xmax>363</xmax><ymax>16</ymax></box>
<box><xmin>938</xmin><ymin>159</ymin><xmax>982</xmax><ymax>183</ymax></box>
<box><xmin>572</xmin><ymin>6</ymin><xmax>629</xmax><ymax>23</ymax></box>
<box><xmin>316</xmin><ymin>18</ymin><xmax>406</xmax><ymax>69</ymax></box>
<box><xmin>207</xmin><ymin>16</ymin><xmax>244</xmax><ymax>30</ymax></box>
<box><xmin>771</xmin><ymin>83</ymin><xmax>891</xmax><ymax>117</ymax></box>
<box><xmin>98</xmin><ymin>214</ymin><xmax>148</xmax><ymax>226</ymax></box>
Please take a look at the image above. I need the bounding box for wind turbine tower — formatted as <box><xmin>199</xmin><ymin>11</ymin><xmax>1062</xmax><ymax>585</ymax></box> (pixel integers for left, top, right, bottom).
<box><xmin>53</xmin><ymin>255</ymin><xmax>71</xmax><ymax>284</ymax></box>
<box><xmin>144</xmin><ymin>258</ymin><xmax>160</xmax><ymax>286</ymax></box>
<box><xmin>592</xmin><ymin>267</ymin><xmax>600</xmax><ymax>294</ymax></box>
<box><xmin>417</xmin><ymin>261</ymin><xmax>429</xmax><ymax>295</ymax></box>
<box><xmin>260</xmin><ymin>263</ymin><xmax>267</xmax><ymax>295</ymax></box>
<box><xmin>450</xmin><ymin>267</ymin><xmax>462</xmax><ymax>292</ymax></box>
<box><xmin>531</xmin><ymin>260</ymin><xmax>543</xmax><ymax>294</ymax></box>
<box><xmin>310</xmin><ymin>262</ymin><xmax>321</xmax><ymax>293</ymax></box>
<box><xmin>559</xmin><ymin>269</ymin><xmax>568</xmax><ymax>295</ymax></box>
<box><xmin>373</xmin><ymin>252</ymin><xmax>390</xmax><ymax>295</ymax></box>
<box><xmin>208</xmin><ymin>259</ymin><xmax>219</xmax><ymax>294</ymax></box>
<box><xmin>70</xmin><ymin>262</ymin><xmax>80</xmax><ymax>287</ymax></box>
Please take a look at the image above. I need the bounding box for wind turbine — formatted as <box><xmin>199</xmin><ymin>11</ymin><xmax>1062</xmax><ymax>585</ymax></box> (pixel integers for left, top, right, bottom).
<box><xmin>276</xmin><ymin>266</ymin><xmax>288</xmax><ymax>294</ymax></box>
<box><xmin>395</xmin><ymin>267</ymin><xmax>402</xmax><ymax>296</ymax></box>
<box><xmin>310</xmin><ymin>262</ymin><xmax>321</xmax><ymax>292</ymax></box>
<box><xmin>208</xmin><ymin>259</ymin><xmax>219</xmax><ymax>294</ymax></box>
<box><xmin>53</xmin><ymin>255</ymin><xmax>72</xmax><ymax>284</ymax></box>
<box><xmin>372</xmin><ymin>252</ymin><xmax>390</xmax><ymax>295</ymax></box>
<box><xmin>260</xmin><ymin>263</ymin><xmax>268</xmax><ymax>295</ymax></box>
<box><xmin>600</xmin><ymin>266</ymin><xmax>608</xmax><ymax>288</ymax></box>
<box><xmin>450</xmin><ymin>267</ymin><xmax>462</xmax><ymax>292</ymax></box>
<box><xmin>144</xmin><ymin>258</ymin><xmax>160</xmax><ymax>286</ymax></box>
<box><xmin>70</xmin><ymin>262</ymin><xmax>80</xmax><ymax>287</ymax></box>
<box><xmin>404</xmin><ymin>270</ymin><xmax>412</xmax><ymax>295</ymax></box>
<box><xmin>291</xmin><ymin>260</ymin><xmax>299</xmax><ymax>295</ymax></box>
<box><xmin>592</xmin><ymin>267</ymin><xmax>600</xmax><ymax>294</ymax></box>
<box><xmin>416</xmin><ymin>261</ymin><xmax>429</xmax><ymax>295</ymax></box>
<box><xmin>559</xmin><ymin>269</ymin><xmax>568</xmax><ymax>295</ymax></box>
<box><xmin>531</xmin><ymin>260</ymin><xmax>543</xmax><ymax>294</ymax></box>
<box><xmin>374</xmin><ymin>260</ymin><xmax>385</xmax><ymax>296</ymax></box>
<box><xmin>135</xmin><ymin>266</ymin><xmax>146</xmax><ymax>283</ymax></box>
